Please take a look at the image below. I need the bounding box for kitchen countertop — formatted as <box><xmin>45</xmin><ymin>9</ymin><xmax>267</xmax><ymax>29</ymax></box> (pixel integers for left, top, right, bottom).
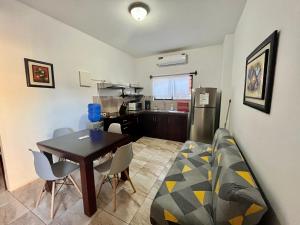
<box><xmin>102</xmin><ymin>109</ymin><xmax>188</xmax><ymax>119</ymax></box>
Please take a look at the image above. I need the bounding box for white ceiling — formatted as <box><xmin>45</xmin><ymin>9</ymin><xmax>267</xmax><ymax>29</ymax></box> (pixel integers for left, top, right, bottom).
<box><xmin>17</xmin><ymin>0</ymin><xmax>246</xmax><ymax>57</ymax></box>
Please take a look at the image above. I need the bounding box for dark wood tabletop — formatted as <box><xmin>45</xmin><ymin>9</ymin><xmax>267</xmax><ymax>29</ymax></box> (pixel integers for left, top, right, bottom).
<box><xmin>37</xmin><ymin>129</ymin><xmax>130</xmax><ymax>217</ymax></box>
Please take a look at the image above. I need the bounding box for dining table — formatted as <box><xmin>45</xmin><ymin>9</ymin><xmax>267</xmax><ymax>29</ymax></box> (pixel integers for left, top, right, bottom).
<box><xmin>37</xmin><ymin>129</ymin><xmax>130</xmax><ymax>217</ymax></box>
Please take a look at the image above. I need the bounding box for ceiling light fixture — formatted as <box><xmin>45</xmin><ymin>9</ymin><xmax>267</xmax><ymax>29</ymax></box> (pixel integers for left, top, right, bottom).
<box><xmin>128</xmin><ymin>2</ymin><xmax>150</xmax><ymax>21</ymax></box>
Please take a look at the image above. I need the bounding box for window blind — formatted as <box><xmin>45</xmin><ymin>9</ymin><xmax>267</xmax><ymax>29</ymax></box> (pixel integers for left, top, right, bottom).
<box><xmin>152</xmin><ymin>75</ymin><xmax>191</xmax><ymax>100</ymax></box>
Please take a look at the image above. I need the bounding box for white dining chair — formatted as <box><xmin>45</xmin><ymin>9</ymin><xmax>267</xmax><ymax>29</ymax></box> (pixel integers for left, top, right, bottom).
<box><xmin>100</xmin><ymin>123</ymin><xmax>122</xmax><ymax>161</ymax></box>
<box><xmin>94</xmin><ymin>143</ymin><xmax>136</xmax><ymax>211</ymax></box>
<box><xmin>52</xmin><ymin>128</ymin><xmax>74</xmax><ymax>162</ymax></box>
<box><xmin>30</xmin><ymin>149</ymin><xmax>81</xmax><ymax>219</ymax></box>
<box><xmin>108</xmin><ymin>123</ymin><xmax>122</xmax><ymax>134</ymax></box>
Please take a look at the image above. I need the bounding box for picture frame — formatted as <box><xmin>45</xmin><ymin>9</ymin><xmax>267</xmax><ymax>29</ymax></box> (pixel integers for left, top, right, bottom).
<box><xmin>24</xmin><ymin>58</ymin><xmax>55</xmax><ymax>88</ymax></box>
<box><xmin>243</xmin><ymin>31</ymin><xmax>279</xmax><ymax>113</ymax></box>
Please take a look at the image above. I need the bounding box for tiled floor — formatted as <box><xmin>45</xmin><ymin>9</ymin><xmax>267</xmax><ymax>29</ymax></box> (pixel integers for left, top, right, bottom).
<box><xmin>0</xmin><ymin>137</ymin><xmax>182</xmax><ymax>225</ymax></box>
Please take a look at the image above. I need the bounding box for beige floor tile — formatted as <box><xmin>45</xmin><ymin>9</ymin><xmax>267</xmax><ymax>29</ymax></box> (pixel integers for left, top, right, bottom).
<box><xmin>12</xmin><ymin>179</ymin><xmax>45</xmax><ymax>210</ymax></box>
<box><xmin>123</xmin><ymin>169</ymin><xmax>157</xmax><ymax>197</ymax></box>
<box><xmin>129</xmin><ymin>159</ymin><xmax>147</xmax><ymax>177</ymax></box>
<box><xmin>130</xmin><ymin>198</ymin><xmax>152</xmax><ymax>225</ymax></box>
<box><xmin>32</xmin><ymin>184</ymin><xmax>82</xmax><ymax>224</ymax></box>
<box><xmin>96</xmin><ymin>179</ymin><xmax>124</xmax><ymax>209</ymax></box>
<box><xmin>50</xmin><ymin>200</ymin><xmax>94</xmax><ymax>225</ymax></box>
<box><xmin>147</xmin><ymin>180</ymin><xmax>162</xmax><ymax>200</ymax></box>
<box><xmin>103</xmin><ymin>189</ymin><xmax>146</xmax><ymax>224</ymax></box>
<box><xmin>158</xmin><ymin>168</ymin><xmax>169</xmax><ymax>182</ymax></box>
<box><xmin>8</xmin><ymin>211</ymin><xmax>45</xmax><ymax>225</ymax></box>
<box><xmin>89</xmin><ymin>210</ymin><xmax>128</xmax><ymax>225</ymax></box>
<box><xmin>0</xmin><ymin>192</ymin><xmax>28</xmax><ymax>225</ymax></box>
<box><xmin>142</xmin><ymin>162</ymin><xmax>165</xmax><ymax>177</ymax></box>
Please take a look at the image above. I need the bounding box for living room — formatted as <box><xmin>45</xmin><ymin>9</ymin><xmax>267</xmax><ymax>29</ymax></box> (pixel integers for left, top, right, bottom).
<box><xmin>0</xmin><ymin>0</ymin><xmax>299</xmax><ymax>225</ymax></box>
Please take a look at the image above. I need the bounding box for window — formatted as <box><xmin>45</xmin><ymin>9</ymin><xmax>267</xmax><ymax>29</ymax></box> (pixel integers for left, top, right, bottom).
<box><xmin>152</xmin><ymin>75</ymin><xmax>192</xmax><ymax>100</ymax></box>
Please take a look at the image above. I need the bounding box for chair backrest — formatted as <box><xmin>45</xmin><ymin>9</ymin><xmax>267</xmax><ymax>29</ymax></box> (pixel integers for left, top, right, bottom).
<box><xmin>109</xmin><ymin>143</ymin><xmax>133</xmax><ymax>175</ymax></box>
<box><xmin>53</xmin><ymin>128</ymin><xmax>74</xmax><ymax>138</ymax></box>
<box><xmin>29</xmin><ymin>149</ymin><xmax>57</xmax><ymax>181</ymax></box>
<box><xmin>108</xmin><ymin>123</ymin><xmax>122</xmax><ymax>134</ymax></box>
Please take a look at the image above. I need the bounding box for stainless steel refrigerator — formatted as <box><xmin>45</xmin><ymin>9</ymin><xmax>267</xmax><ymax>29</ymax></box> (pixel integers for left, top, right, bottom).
<box><xmin>188</xmin><ymin>87</ymin><xmax>220</xmax><ymax>143</ymax></box>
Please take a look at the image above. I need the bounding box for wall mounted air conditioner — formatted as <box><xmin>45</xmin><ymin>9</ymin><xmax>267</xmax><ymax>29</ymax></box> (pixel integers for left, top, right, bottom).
<box><xmin>157</xmin><ymin>53</ymin><xmax>188</xmax><ymax>67</ymax></box>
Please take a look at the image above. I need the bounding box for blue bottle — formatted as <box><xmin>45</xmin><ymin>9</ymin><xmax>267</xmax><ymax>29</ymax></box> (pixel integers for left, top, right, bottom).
<box><xmin>88</xmin><ymin>103</ymin><xmax>101</xmax><ymax>122</ymax></box>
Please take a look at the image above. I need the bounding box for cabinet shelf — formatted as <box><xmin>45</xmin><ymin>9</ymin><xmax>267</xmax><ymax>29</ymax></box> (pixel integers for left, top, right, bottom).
<box><xmin>97</xmin><ymin>83</ymin><xmax>143</xmax><ymax>98</ymax></box>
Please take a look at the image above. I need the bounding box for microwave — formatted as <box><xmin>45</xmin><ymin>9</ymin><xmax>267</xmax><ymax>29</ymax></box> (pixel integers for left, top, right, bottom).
<box><xmin>128</xmin><ymin>102</ymin><xmax>142</xmax><ymax>111</ymax></box>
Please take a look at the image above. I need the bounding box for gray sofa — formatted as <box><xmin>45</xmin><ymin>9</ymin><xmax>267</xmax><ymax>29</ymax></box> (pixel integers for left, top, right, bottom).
<box><xmin>150</xmin><ymin>128</ymin><xmax>267</xmax><ymax>225</ymax></box>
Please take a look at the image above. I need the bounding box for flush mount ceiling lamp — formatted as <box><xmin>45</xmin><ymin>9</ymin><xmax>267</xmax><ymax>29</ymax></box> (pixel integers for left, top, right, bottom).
<box><xmin>128</xmin><ymin>2</ymin><xmax>150</xmax><ymax>21</ymax></box>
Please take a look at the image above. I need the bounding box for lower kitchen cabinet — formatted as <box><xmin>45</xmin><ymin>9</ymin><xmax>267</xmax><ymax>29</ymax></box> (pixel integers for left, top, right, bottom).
<box><xmin>103</xmin><ymin>114</ymin><xmax>141</xmax><ymax>141</ymax></box>
<box><xmin>104</xmin><ymin>111</ymin><xmax>188</xmax><ymax>143</ymax></box>
<box><xmin>140</xmin><ymin>112</ymin><xmax>188</xmax><ymax>142</ymax></box>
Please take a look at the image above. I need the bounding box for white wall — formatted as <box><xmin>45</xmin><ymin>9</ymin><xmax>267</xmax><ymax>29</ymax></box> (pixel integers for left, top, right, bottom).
<box><xmin>135</xmin><ymin>45</ymin><xmax>223</xmax><ymax>96</ymax></box>
<box><xmin>220</xmin><ymin>34</ymin><xmax>234</xmax><ymax>128</ymax></box>
<box><xmin>230</xmin><ymin>0</ymin><xmax>300</xmax><ymax>224</ymax></box>
<box><xmin>0</xmin><ymin>0</ymin><xmax>135</xmax><ymax>191</ymax></box>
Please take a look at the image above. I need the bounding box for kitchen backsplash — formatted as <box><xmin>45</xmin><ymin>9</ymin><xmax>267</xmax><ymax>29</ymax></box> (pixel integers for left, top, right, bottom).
<box><xmin>93</xmin><ymin>96</ymin><xmax>190</xmax><ymax>113</ymax></box>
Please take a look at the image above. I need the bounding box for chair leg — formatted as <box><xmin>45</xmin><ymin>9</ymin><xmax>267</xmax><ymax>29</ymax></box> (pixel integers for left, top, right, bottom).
<box><xmin>50</xmin><ymin>181</ymin><xmax>56</xmax><ymax>219</ymax></box>
<box><xmin>112</xmin><ymin>175</ymin><xmax>117</xmax><ymax>212</ymax></box>
<box><xmin>68</xmin><ymin>175</ymin><xmax>82</xmax><ymax>197</ymax></box>
<box><xmin>36</xmin><ymin>181</ymin><xmax>46</xmax><ymax>208</ymax></box>
<box><xmin>124</xmin><ymin>170</ymin><xmax>136</xmax><ymax>193</ymax></box>
<box><xmin>97</xmin><ymin>175</ymin><xmax>106</xmax><ymax>198</ymax></box>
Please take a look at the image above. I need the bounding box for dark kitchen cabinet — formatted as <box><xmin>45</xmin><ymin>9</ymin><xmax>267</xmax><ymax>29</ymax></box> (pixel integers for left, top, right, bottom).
<box><xmin>141</xmin><ymin>112</ymin><xmax>187</xmax><ymax>142</ymax></box>
<box><xmin>104</xmin><ymin>111</ymin><xmax>188</xmax><ymax>143</ymax></box>
<box><xmin>140</xmin><ymin>113</ymin><xmax>155</xmax><ymax>137</ymax></box>
<box><xmin>104</xmin><ymin>114</ymin><xmax>141</xmax><ymax>141</ymax></box>
<box><xmin>167</xmin><ymin>114</ymin><xmax>188</xmax><ymax>142</ymax></box>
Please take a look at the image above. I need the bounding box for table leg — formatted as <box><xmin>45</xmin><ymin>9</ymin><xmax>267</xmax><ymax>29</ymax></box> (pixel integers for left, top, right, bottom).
<box><xmin>80</xmin><ymin>160</ymin><xmax>97</xmax><ymax>217</ymax></box>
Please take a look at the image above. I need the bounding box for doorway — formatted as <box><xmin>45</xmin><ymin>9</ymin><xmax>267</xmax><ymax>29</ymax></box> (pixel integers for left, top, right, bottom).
<box><xmin>0</xmin><ymin>147</ymin><xmax>7</xmax><ymax>192</ymax></box>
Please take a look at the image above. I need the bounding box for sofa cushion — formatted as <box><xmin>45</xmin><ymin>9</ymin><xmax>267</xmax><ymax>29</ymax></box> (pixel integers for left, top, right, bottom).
<box><xmin>212</xmin><ymin>141</ymin><xmax>267</xmax><ymax>225</ymax></box>
<box><xmin>211</xmin><ymin>128</ymin><xmax>231</xmax><ymax>151</ymax></box>
<box><xmin>181</xmin><ymin>141</ymin><xmax>213</xmax><ymax>156</ymax></box>
<box><xmin>151</xmin><ymin>150</ymin><xmax>213</xmax><ymax>225</ymax></box>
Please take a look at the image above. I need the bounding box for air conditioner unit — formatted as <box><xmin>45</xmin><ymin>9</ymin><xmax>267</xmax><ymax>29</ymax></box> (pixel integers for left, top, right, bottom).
<box><xmin>157</xmin><ymin>53</ymin><xmax>188</xmax><ymax>67</ymax></box>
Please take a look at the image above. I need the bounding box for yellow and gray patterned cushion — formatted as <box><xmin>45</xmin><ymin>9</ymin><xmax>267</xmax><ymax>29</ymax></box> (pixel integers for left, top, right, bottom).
<box><xmin>211</xmin><ymin>128</ymin><xmax>231</xmax><ymax>151</ymax></box>
<box><xmin>151</xmin><ymin>150</ymin><xmax>213</xmax><ymax>225</ymax></box>
<box><xmin>150</xmin><ymin>129</ymin><xmax>267</xmax><ymax>225</ymax></box>
<box><xmin>212</xmin><ymin>140</ymin><xmax>267</xmax><ymax>225</ymax></box>
<box><xmin>181</xmin><ymin>141</ymin><xmax>213</xmax><ymax>156</ymax></box>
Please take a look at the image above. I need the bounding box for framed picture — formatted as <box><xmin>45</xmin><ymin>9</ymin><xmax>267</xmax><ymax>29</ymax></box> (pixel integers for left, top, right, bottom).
<box><xmin>24</xmin><ymin>58</ymin><xmax>55</xmax><ymax>88</ymax></box>
<box><xmin>243</xmin><ymin>31</ymin><xmax>279</xmax><ymax>113</ymax></box>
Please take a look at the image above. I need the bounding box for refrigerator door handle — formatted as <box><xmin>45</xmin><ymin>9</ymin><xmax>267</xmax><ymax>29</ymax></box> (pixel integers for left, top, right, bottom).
<box><xmin>191</xmin><ymin>92</ymin><xmax>196</xmax><ymax>125</ymax></box>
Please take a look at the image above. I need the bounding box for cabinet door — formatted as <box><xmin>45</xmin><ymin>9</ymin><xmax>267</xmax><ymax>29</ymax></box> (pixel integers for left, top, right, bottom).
<box><xmin>167</xmin><ymin>115</ymin><xmax>188</xmax><ymax>142</ymax></box>
<box><xmin>141</xmin><ymin>113</ymin><xmax>156</xmax><ymax>138</ymax></box>
<box><xmin>155</xmin><ymin>114</ymin><xmax>169</xmax><ymax>139</ymax></box>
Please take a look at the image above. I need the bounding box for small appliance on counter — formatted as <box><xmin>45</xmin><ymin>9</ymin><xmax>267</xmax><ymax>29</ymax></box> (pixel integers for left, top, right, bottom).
<box><xmin>128</xmin><ymin>102</ymin><xmax>142</xmax><ymax>111</ymax></box>
<box><xmin>145</xmin><ymin>100</ymin><xmax>151</xmax><ymax>110</ymax></box>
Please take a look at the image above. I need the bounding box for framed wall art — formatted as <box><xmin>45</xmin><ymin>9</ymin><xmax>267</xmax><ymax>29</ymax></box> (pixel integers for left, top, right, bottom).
<box><xmin>243</xmin><ymin>30</ymin><xmax>279</xmax><ymax>113</ymax></box>
<box><xmin>24</xmin><ymin>58</ymin><xmax>55</xmax><ymax>88</ymax></box>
